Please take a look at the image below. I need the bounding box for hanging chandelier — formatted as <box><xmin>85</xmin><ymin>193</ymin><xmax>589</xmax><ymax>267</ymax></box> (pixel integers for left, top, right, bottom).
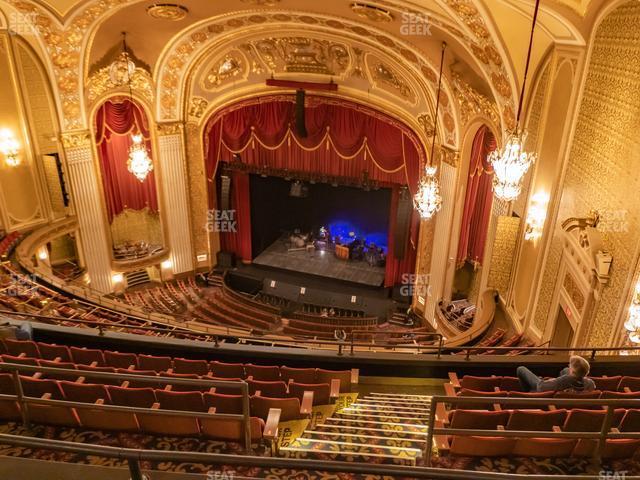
<box><xmin>128</xmin><ymin>134</ymin><xmax>153</xmax><ymax>182</ymax></box>
<box><xmin>488</xmin><ymin>0</ymin><xmax>541</xmax><ymax>202</ymax></box>
<box><xmin>624</xmin><ymin>282</ymin><xmax>640</xmax><ymax>344</ymax></box>
<box><xmin>414</xmin><ymin>42</ymin><xmax>446</xmax><ymax>220</ymax></box>
<box><xmin>109</xmin><ymin>32</ymin><xmax>136</xmax><ymax>86</ymax></box>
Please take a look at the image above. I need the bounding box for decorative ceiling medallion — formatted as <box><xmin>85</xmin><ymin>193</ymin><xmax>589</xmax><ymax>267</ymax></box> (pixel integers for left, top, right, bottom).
<box><xmin>147</xmin><ymin>3</ymin><xmax>188</xmax><ymax>21</ymax></box>
<box><xmin>351</xmin><ymin>2</ymin><xmax>394</xmax><ymax>22</ymax></box>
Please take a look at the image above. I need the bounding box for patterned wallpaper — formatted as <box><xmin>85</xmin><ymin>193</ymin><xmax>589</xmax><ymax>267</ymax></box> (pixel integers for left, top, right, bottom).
<box><xmin>184</xmin><ymin>122</ymin><xmax>210</xmax><ymax>263</ymax></box>
<box><xmin>487</xmin><ymin>215</ymin><xmax>521</xmax><ymax>295</ymax></box>
<box><xmin>532</xmin><ymin>1</ymin><xmax>640</xmax><ymax>344</ymax></box>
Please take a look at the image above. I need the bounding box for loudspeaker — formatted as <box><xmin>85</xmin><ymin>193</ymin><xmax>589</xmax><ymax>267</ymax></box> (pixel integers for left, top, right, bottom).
<box><xmin>394</xmin><ymin>187</ymin><xmax>412</xmax><ymax>259</ymax></box>
<box><xmin>295</xmin><ymin>89</ymin><xmax>307</xmax><ymax>138</ymax></box>
<box><xmin>216</xmin><ymin>251</ymin><xmax>235</xmax><ymax>269</ymax></box>
<box><xmin>220</xmin><ymin>175</ymin><xmax>231</xmax><ymax>212</ymax></box>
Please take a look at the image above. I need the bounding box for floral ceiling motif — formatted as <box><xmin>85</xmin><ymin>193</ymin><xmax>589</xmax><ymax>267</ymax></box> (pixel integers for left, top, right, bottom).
<box><xmin>451</xmin><ymin>72</ymin><xmax>501</xmax><ymax>129</ymax></box>
<box><xmin>86</xmin><ymin>66</ymin><xmax>154</xmax><ymax>106</ymax></box>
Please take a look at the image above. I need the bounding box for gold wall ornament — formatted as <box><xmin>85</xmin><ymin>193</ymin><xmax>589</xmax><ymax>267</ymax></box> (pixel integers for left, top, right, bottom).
<box><xmin>487</xmin><ymin>215</ymin><xmax>521</xmax><ymax>295</ymax></box>
<box><xmin>60</xmin><ymin>131</ymin><xmax>92</xmax><ymax>149</ymax></box>
<box><xmin>451</xmin><ymin>72</ymin><xmax>500</xmax><ymax>129</ymax></box>
<box><xmin>146</xmin><ymin>3</ymin><xmax>189</xmax><ymax>21</ymax></box>
<box><xmin>86</xmin><ymin>66</ymin><xmax>154</xmax><ymax>106</ymax></box>
<box><xmin>188</xmin><ymin>97</ymin><xmax>209</xmax><ymax>120</ymax></box>
<box><xmin>350</xmin><ymin>3</ymin><xmax>394</xmax><ymax>22</ymax></box>
<box><xmin>157</xmin><ymin>122</ymin><xmax>183</xmax><ymax>136</ymax></box>
<box><xmin>240</xmin><ymin>0</ymin><xmax>281</xmax><ymax>5</ymax></box>
<box><xmin>372</xmin><ymin>62</ymin><xmax>414</xmax><ymax>100</ymax></box>
<box><xmin>563</xmin><ymin>271</ymin><xmax>586</xmax><ymax>313</ymax></box>
<box><xmin>202</xmin><ymin>55</ymin><xmax>244</xmax><ymax>90</ymax></box>
<box><xmin>418</xmin><ymin>113</ymin><xmax>435</xmax><ymax>138</ymax></box>
<box><xmin>439</xmin><ymin>146</ymin><xmax>459</xmax><ymax>168</ymax></box>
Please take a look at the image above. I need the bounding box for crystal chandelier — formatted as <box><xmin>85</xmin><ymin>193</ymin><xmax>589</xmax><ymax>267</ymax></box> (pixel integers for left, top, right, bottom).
<box><xmin>109</xmin><ymin>32</ymin><xmax>136</xmax><ymax>86</ymax></box>
<box><xmin>624</xmin><ymin>282</ymin><xmax>640</xmax><ymax>344</ymax></box>
<box><xmin>127</xmin><ymin>134</ymin><xmax>153</xmax><ymax>182</ymax></box>
<box><xmin>489</xmin><ymin>0</ymin><xmax>541</xmax><ymax>202</ymax></box>
<box><xmin>414</xmin><ymin>42</ymin><xmax>446</xmax><ymax>219</ymax></box>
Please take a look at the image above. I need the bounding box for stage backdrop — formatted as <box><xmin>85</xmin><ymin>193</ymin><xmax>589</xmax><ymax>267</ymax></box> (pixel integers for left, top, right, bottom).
<box><xmin>204</xmin><ymin>95</ymin><xmax>424</xmax><ymax>287</ymax></box>
<box><xmin>95</xmin><ymin>99</ymin><xmax>158</xmax><ymax>223</ymax></box>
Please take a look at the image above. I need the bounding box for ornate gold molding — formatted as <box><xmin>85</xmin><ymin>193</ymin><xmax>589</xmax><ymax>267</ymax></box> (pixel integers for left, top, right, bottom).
<box><xmin>157</xmin><ymin>122</ymin><xmax>184</xmax><ymax>136</ymax></box>
<box><xmin>86</xmin><ymin>66</ymin><xmax>154</xmax><ymax>107</ymax></box>
<box><xmin>60</xmin><ymin>131</ymin><xmax>92</xmax><ymax>149</ymax></box>
<box><xmin>439</xmin><ymin>146</ymin><xmax>460</xmax><ymax>168</ymax></box>
<box><xmin>451</xmin><ymin>72</ymin><xmax>501</xmax><ymax>129</ymax></box>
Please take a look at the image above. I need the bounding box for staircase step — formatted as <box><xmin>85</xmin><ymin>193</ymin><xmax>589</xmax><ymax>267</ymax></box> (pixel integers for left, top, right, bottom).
<box><xmin>315</xmin><ymin>423</ymin><xmax>429</xmax><ymax>438</ymax></box>
<box><xmin>361</xmin><ymin>396</ymin><xmax>432</xmax><ymax>406</ymax></box>
<box><xmin>336</xmin><ymin>411</ymin><xmax>429</xmax><ymax>424</ymax></box>
<box><xmin>339</xmin><ymin>408</ymin><xmax>430</xmax><ymax>420</ymax></box>
<box><xmin>350</xmin><ymin>402</ymin><xmax>431</xmax><ymax>413</ymax></box>
<box><xmin>325</xmin><ymin>416</ymin><xmax>430</xmax><ymax>432</ymax></box>
<box><xmin>369</xmin><ymin>392</ymin><xmax>433</xmax><ymax>400</ymax></box>
<box><xmin>303</xmin><ymin>430</ymin><xmax>427</xmax><ymax>446</ymax></box>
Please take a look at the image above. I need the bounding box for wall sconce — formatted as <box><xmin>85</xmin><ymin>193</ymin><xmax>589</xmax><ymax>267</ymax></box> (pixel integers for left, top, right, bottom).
<box><xmin>624</xmin><ymin>282</ymin><xmax>640</xmax><ymax>344</ymax></box>
<box><xmin>112</xmin><ymin>273</ymin><xmax>124</xmax><ymax>284</ymax></box>
<box><xmin>37</xmin><ymin>249</ymin><xmax>48</xmax><ymax>261</ymax></box>
<box><xmin>0</xmin><ymin>129</ymin><xmax>20</xmax><ymax>167</ymax></box>
<box><xmin>161</xmin><ymin>259</ymin><xmax>173</xmax><ymax>270</ymax></box>
<box><xmin>524</xmin><ymin>192</ymin><xmax>549</xmax><ymax>241</ymax></box>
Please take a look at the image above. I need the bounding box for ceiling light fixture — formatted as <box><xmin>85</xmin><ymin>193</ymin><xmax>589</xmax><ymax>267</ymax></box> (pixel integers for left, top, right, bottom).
<box><xmin>414</xmin><ymin>42</ymin><xmax>446</xmax><ymax>220</ymax></box>
<box><xmin>488</xmin><ymin>0</ymin><xmax>541</xmax><ymax>202</ymax></box>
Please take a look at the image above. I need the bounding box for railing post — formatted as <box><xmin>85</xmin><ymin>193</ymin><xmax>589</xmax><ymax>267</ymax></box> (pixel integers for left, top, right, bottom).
<box><xmin>595</xmin><ymin>404</ymin><xmax>615</xmax><ymax>463</ymax></box>
<box><xmin>214</xmin><ymin>335</ymin><xmax>219</xmax><ymax>347</ymax></box>
<box><xmin>465</xmin><ymin>349</ymin><xmax>471</xmax><ymax>361</ymax></box>
<box><xmin>591</xmin><ymin>349</ymin><xmax>597</xmax><ymax>361</ymax></box>
<box><xmin>437</xmin><ymin>337</ymin><xmax>443</xmax><ymax>359</ymax></box>
<box><xmin>12</xmin><ymin>369</ymin><xmax>29</xmax><ymax>427</ymax></box>
<box><xmin>127</xmin><ymin>458</ymin><xmax>144</xmax><ymax>480</ymax></box>
<box><xmin>424</xmin><ymin>397</ymin><xmax>436</xmax><ymax>467</ymax></box>
<box><xmin>337</xmin><ymin>342</ymin><xmax>343</xmax><ymax>356</ymax></box>
<box><xmin>241</xmin><ymin>382</ymin><xmax>252</xmax><ymax>454</ymax></box>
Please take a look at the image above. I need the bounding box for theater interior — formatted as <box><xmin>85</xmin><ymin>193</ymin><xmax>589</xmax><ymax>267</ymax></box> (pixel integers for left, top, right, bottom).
<box><xmin>0</xmin><ymin>0</ymin><xmax>638</xmax><ymax>478</ymax></box>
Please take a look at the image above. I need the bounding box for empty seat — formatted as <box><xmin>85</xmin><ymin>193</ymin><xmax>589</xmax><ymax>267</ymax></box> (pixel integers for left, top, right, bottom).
<box><xmin>104</xmin><ymin>351</ymin><xmax>138</xmax><ymax>369</ymax></box>
<box><xmin>158</xmin><ymin>372</ymin><xmax>203</xmax><ymax>392</ymax></box>
<box><xmin>247</xmin><ymin>379</ymin><xmax>287</xmax><ymax>398</ymax></box>
<box><xmin>288</xmin><ymin>382</ymin><xmax>330</xmax><ymax>405</ymax></box>
<box><xmin>506</xmin><ymin>409</ymin><xmax>573</xmax><ymax>457</ymax></box>
<box><xmin>138</xmin><ymin>390</ymin><xmax>204</xmax><ymax>436</ymax></box>
<box><xmin>1</xmin><ymin>354</ymin><xmax>38</xmax><ymax>367</ymax></box>
<box><xmin>37</xmin><ymin>343</ymin><xmax>72</xmax><ymax>362</ymax></box>
<box><xmin>618</xmin><ymin>409</ymin><xmax>640</xmax><ymax>432</ymax></box>
<box><xmin>115</xmin><ymin>368</ymin><xmax>159</xmax><ymax>388</ymax></box>
<box><xmin>19</xmin><ymin>376</ymin><xmax>78</xmax><ymax>427</ymax></box>
<box><xmin>553</xmin><ymin>390</ymin><xmax>602</xmax><ymax>409</ymax></box>
<box><xmin>173</xmin><ymin>358</ymin><xmax>210</xmax><ymax>376</ymax></box>
<box><xmin>504</xmin><ymin>390</ymin><xmax>554</xmax><ymax>409</ymax></box>
<box><xmin>76</xmin><ymin>365</ymin><xmax>120</xmax><ymax>385</ymax></box>
<box><xmin>155</xmin><ymin>390</ymin><xmax>206</xmax><ymax>412</ymax></box>
<box><xmin>600</xmin><ymin>390</ymin><xmax>640</xmax><ymax>407</ymax></box>
<box><xmin>0</xmin><ymin>373</ymin><xmax>20</xmax><ymax>420</ymax></box>
<box><xmin>316</xmin><ymin>369</ymin><xmax>351</xmax><ymax>393</ymax></box>
<box><xmin>499</xmin><ymin>376</ymin><xmax>523</xmax><ymax>392</ymax></box>
<box><xmin>107</xmin><ymin>386</ymin><xmax>156</xmax><ymax>408</ymax></box>
<box><xmin>59</xmin><ymin>381</ymin><xmax>109</xmax><ymax>404</ymax></box>
<box><xmin>208</xmin><ymin>377</ymin><xmax>244</xmax><ymax>395</ymax></box>
<box><xmin>591</xmin><ymin>376</ymin><xmax>622</xmax><ymax>392</ymax></box>
<box><xmin>200</xmin><ymin>415</ymin><xmax>264</xmax><ymax>442</ymax></box>
<box><xmin>459</xmin><ymin>375</ymin><xmax>502</xmax><ymax>392</ymax></box>
<box><xmin>138</xmin><ymin>354</ymin><xmax>172</xmax><ymax>372</ymax></box>
<box><xmin>4</xmin><ymin>339</ymin><xmax>39</xmax><ymax>358</ymax></box>
<box><xmin>281</xmin><ymin>366</ymin><xmax>317</xmax><ymax>384</ymax></box>
<box><xmin>619</xmin><ymin>377</ymin><xmax>640</xmax><ymax>392</ymax></box>
<box><xmin>210</xmin><ymin>361</ymin><xmax>244</xmax><ymax>379</ymax></box>
<box><xmin>457</xmin><ymin>388</ymin><xmax>508</xmax><ymax>409</ymax></box>
<box><xmin>448</xmin><ymin>410</ymin><xmax>513</xmax><ymax>456</ymax></box>
<box><xmin>506</xmin><ymin>409</ymin><xmax>568</xmax><ymax>431</ymax></box>
<box><xmin>245</xmin><ymin>364</ymin><xmax>280</xmax><ymax>381</ymax></box>
<box><xmin>251</xmin><ymin>395</ymin><xmax>302</xmax><ymax>422</ymax></box>
<box><xmin>70</xmin><ymin>347</ymin><xmax>105</xmax><ymax>366</ymax></box>
<box><xmin>564</xmin><ymin>408</ymin><xmax>626</xmax><ymax>457</ymax></box>
<box><xmin>203</xmin><ymin>392</ymin><xmax>244</xmax><ymax>414</ymax></box>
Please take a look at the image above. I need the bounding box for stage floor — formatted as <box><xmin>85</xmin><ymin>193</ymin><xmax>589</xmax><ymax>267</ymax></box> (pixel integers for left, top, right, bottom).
<box><xmin>253</xmin><ymin>238</ymin><xmax>386</xmax><ymax>287</ymax></box>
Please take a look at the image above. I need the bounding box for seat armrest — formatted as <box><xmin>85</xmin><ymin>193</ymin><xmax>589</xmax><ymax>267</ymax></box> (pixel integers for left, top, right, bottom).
<box><xmin>448</xmin><ymin>372</ymin><xmax>461</xmax><ymax>389</ymax></box>
<box><xmin>443</xmin><ymin>382</ymin><xmax>457</xmax><ymax>398</ymax></box>
<box><xmin>32</xmin><ymin>372</ymin><xmax>42</xmax><ymax>380</ymax></box>
<box><xmin>90</xmin><ymin>361</ymin><xmax>98</xmax><ymax>367</ymax></box>
<box><xmin>127</xmin><ymin>365</ymin><xmax>135</xmax><ymax>371</ymax></box>
<box><xmin>165</xmin><ymin>368</ymin><xmax>174</xmax><ymax>374</ymax></box>
<box><xmin>433</xmin><ymin>419</ymin><xmax>450</xmax><ymax>453</ymax></box>
<box><xmin>497</xmin><ymin>425</ymin><xmax>505</xmax><ymax>431</ymax></box>
<box><xmin>301</xmin><ymin>391</ymin><xmax>314</xmax><ymax>415</ymax></box>
<box><xmin>350</xmin><ymin>369</ymin><xmax>359</xmax><ymax>385</ymax></box>
<box><xmin>95</xmin><ymin>398</ymin><xmax>105</xmax><ymax>405</ymax></box>
<box><xmin>247</xmin><ymin>375</ymin><xmax>254</xmax><ymax>381</ymax></box>
<box><xmin>263</xmin><ymin>408</ymin><xmax>281</xmax><ymax>440</ymax></box>
<box><xmin>208</xmin><ymin>387</ymin><xmax>216</xmax><ymax>394</ymax></box>
<box><xmin>41</xmin><ymin>393</ymin><xmax>52</xmax><ymax>400</ymax></box>
<box><xmin>552</xmin><ymin>426</ymin><xmax>561</xmax><ymax>433</ymax></box>
<box><xmin>624</xmin><ymin>387</ymin><xmax>631</xmax><ymax>393</ymax></box>
<box><xmin>151</xmin><ymin>402</ymin><xmax>160</xmax><ymax>410</ymax></box>
<box><xmin>255</xmin><ymin>390</ymin><xmax>262</xmax><ymax>397</ymax></box>
<box><xmin>54</xmin><ymin>357</ymin><xmax>61</xmax><ymax>363</ymax></box>
<box><xmin>329</xmin><ymin>379</ymin><xmax>340</xmax><ymax>401</ymax></box>
<box><xmin>18</xmin><ymin>353</ymin><xmax>26</xmax><ymax>358</ymax></box>
<box><xmin>77</xmin><ymin>376</ymin><xmax>86</xmax><ymax>384</ymax></box>
<box><xmin>549</xmin><ymin>405</ymin><xmax>557</xmax><ymax>411</ymax></box>
<box><xmin>610</xmin><ymin>427</ymin><xmax>620</xmax><ymax>434</ymax></box>
<box><xmin>121</xmin><ymin>381</ymin><xmax>130</xmax><ymax>388</ymax></box>
<box><xmin>435</xmin><ymin>402</ymin><xmax>449</xmax><ymax>424</ymax></box>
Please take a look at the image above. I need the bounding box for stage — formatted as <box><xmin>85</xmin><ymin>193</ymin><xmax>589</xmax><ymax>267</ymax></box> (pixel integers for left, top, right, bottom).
<box><xmin>253</xmin><ymin>237</ymin><xmax>386</xmax><ymax>287</ymax></box>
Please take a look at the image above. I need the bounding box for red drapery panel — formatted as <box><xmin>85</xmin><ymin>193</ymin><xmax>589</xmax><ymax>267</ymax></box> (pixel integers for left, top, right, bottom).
<box><xmin>456</xmin><ymin>125</ymin><xmax>497</xmax><ymax>266</ymax></box>
<box><xmin>95</xmin><ymin>99</ymin><xmax>158</xmax><ymax>222</ymax></box>
<box><xmin>219</xmin><ymin>171</ymin><xmax>252</xmax><ymax>262</ymax></box>
<box><xmin>385</xmin><ymin>186</ymin><xmax>419</xmax><ymax>287</ymax></box>
<box><xmin>204</xmin><ymin>95</ymin><xmax>424</xmax><ymax>284</ymax></box>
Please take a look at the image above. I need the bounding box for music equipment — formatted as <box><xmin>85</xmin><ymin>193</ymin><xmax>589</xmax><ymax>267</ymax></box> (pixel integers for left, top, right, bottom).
<box><xmin>295</xmin><ymin>89</ymin><xmax>307</xmax><ymax>138</ymax></box>
<box><xmin>394</xmin><ymin>187</ymin><xmax>412</xmax><ymax>259</ymax></box>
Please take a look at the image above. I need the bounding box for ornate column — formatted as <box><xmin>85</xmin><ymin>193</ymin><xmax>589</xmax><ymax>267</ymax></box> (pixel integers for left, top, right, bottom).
<box><xmin>61</xmin><ymin>131</ymin><xmax>112</xmax><ymax>293</ymax></box>
<box><xmin>156</xmin><ymin>122</ymin><xmax>194</xmax><ymax>274</ymax></box>
<box><xmin>423</xmin><ymin>150</ymin><xmax>460</xmax><ymax>324</ymax></box>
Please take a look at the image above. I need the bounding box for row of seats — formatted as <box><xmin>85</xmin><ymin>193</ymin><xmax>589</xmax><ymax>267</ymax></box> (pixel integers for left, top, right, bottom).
<box><xmin>0</xmin><ymin>339</ymin><xmax>357</xmax><ymax>392</ymax></box>
<box><xmin>435</xmin><ymin>407</ymin><xmax>640</xmax><ymax>459</ymax></box>
<box><xmin>0</xmin><ymin>231</ymin><xmax>21</xmax><ymax>259</ymax></box>
<box><xmin>449</xmin><ymin>373</ymin><xmax>640</xmax><ymax>394</ymax></box>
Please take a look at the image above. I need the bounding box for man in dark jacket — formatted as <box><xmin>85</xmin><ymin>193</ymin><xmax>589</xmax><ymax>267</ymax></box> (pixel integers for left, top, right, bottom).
<box><xmin>517</xmin><ymin>355</ymin><xmax>596</xmax><ymax>393</ymax></box>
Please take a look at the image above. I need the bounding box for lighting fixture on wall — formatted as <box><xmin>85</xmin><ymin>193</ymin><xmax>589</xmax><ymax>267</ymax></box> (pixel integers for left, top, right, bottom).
<box><xmin>488</xmin><ymin>0</ymin><xmax>541</xmax><ymax>202</ymax></box>
<box><xmin>161</xmin><ymin>259</ymin><xmax>173</xmax><ymax>269</ymax></box>
<box><xmin>112</xmin><ymin>273</ymin><xmax>124</xmax><ymax>284</ymax></box>
<box><xmin>625</xmin><ymin>282</ymin><xmax>640</xmax><ymax>344</ymax></box>
<box><xmin>117</xmin><ymin>32</ymin><xmax>153</xmax><ymax>183</ymax></box>
<box><xmin>524</xmin><ymin>192</ymin><xmax>549</xmax><ymax>241</ymax></box>
<box><xmin>0</xmin><ymin>129</ymin><xmax>20</xmax><ymax>167</ymax></box>
<box><xmin>109</xmin><ymin>32</ymin><xmax>136</xmax><ymax>86</ymax></box>
<box><xmin>414</xmin><ymin>42</ymin><xmax>446</xmax><ymax>220</ymax></box>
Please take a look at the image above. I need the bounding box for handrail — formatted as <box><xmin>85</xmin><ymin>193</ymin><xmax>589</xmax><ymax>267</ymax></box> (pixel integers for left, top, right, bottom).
<box><xmin>425</xmin><ymin>394</ymin><xmax>640</xmax><ymax>467</ymax></box>
<box><xmin>348</xmin><ymin>330</ymin><xmax>444</xmax><ymax>356</ymax></box>
<box><xmin>0</xmin><ymin>433</ymin><xmax>620</xmax><ymax>480</ymax></box>
<box><xmin>0</xmin><ymin>362</ymin><xmax>253</xmax><ymax>452</ymax></box>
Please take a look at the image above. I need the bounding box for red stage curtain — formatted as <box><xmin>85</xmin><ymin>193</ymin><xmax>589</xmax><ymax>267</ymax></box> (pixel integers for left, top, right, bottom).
<box><xmin>95</xmin><ymin>99</ymin><xmax>158</xmax><ymax>222</ymax></box>
<box><xmin>456</xmin><ymin>126</ymin><xmax>497</xmax><ymax>266</ymax></box>
<box><xmin>219</xmin><ymin>171</ymin><xmax>252</xmax><ymax>262</ymax></box>
<box><xmin>385</xmin><ymin>186</ymin><xmax>419</xmax><ymax>287</ymax></box>
<box><xmin>204</xmin><ymin>95</ymin><xmax>424</xmax><ymax>285</ymax></box>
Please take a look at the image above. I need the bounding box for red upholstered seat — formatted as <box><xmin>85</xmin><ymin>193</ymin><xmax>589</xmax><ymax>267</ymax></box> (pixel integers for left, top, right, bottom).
<box><xmin>115</xmin><ymin>368</ymin><xmax>159</xmax><ymax>388</ymax></box>
<box><xmin>70</xmin><ymin>347</ymin><xmax>105</xmax><ymax>366</ymax></box>
<box><xmin>506</xmin><ymin>409</ymin><xmax>568</xmax><ymax>431</ymax></box>
<box><xmin>138</xmin><ymin>354</ymin><xmax>172</xmax><ymax>372</ymax></box>
<box><xmin>601</xmin><ymin>409</ymin><xmax>640</xmax><ymax>460</ymax></box>
<box><xmin>200</xmin><ymin>415</ymin><xmax>264</xmax><ymax>442</ymax></box>
<box><xmin>4</xmin><ymin>339</ymin><xmax>39</xmax><ymax>358</ymax></box>
<box><xmin>0</xmin><ymin>373</ymin><xmax>20</xmax><ymax>420</ymax></box>
<box><xmin>591</xmin><ymin>376</ymin><xmax>622</xmax><ymax>392</ymax></box>
<box><xmin>316</xmin><ymin>369</ymin><xmax>351</xmax><ymax>393</ymax></box>
<box><xmin>553</xmin><ymin>390</ymin><xmax>602</xmax><ymax>409</ymax></box>
<box><xmin>107</xmin><ymin>386</ymin><xmax>156</xmax><ymax>408</ymax></box>
<box><xmin>251</xmin><ymin>395</ymin><xmax>302</xmax><ymax>422</ymax></box>
<box><xmin>37</xmin><ymin>342</ymin><xmax>72</xmax><ymax>362</ymax></box>
<box><xmin>449</xmin><ymin>410</ymin><xmax>513</xmax><ymax>456</ymax></box>
<box><xmin>281</xmin><ymin>366</ymin><xmax>317</xmax><ymax>384</ymax></box>
<box><xmin>564</xmin><ymin>408</ymin><xmax>626</xmax><ymax>457</ymax></box>
<box><xmin>158</xmin><ymin>372</ymin><xmax>203</xmax><ymax>392</ymax></box>
<box><xmin>173</xmin><ymin>358</ymin><xmax>210</xmax><ymax>376</ymax></box>
<box><xmin>457</xmin><ymin>388</ymin><xmax>508</xmax><ymax>409</ymax></box>
<box><xmin>1</xmin><ymin>354</ymin><xmax>39</xmax><ymax>367</ymax></box>
<box><xmin>459</xmin><ymin>375</ymin><xmax>501</xmax><ymax>392</ymax></box>
<box><xmin>619</xmin><ymin>377</ymin><xmax>640</xmax><ymax>392</ymax></box>
<box><xmin>619</xmin><ymin>409</ymin><xmax>640</xmax><ymax>432</ymax></box>
<box><xmin>507</xmin><ymin>409</ymin><xmax>573</xmax><ymax>457</ymax></box>
<box><xmin>203</xmin><ymin>392</ymin><xmax>244</xmax><ymax>414</ymax></box>
<box><xmin>76</xmin><ymin>365</ymin><xmax>120</xmax><ymax>385</ymax></box>
<box><xmin>155</xmin><ymin>390</ymin><xmax>206</xmax><ymax>412</ymax></box>
<box><xmin>504</xmin><ymin>390</ymin><xmax>554</xmax><ymax>409</ymax></box>
<box><xmin>210</xmin><ymin>361</ymin><xmax>244</xmax><ymax>379</ymax></box>
<box><xmin>207</xmin><ymin>377</ymin><xmax>244</xmax><ymax>395</ymax></box>
<box><xmin>499</xmin><ymin>376</ymin><xmax>523</xmax><ymax>392</ymax></box>
<box><xmin>104</xmin><ymin>351</ymin><xmax>138</xmax><ymax>369</ymax></box>
<box><xmin>19</xmin><ymin>376</ymin><xmax>78</xmax><ymax>427</ymax></box>
<box><xmin>450</xmin><ymin>409</ymin><xmax>510</xmax><ymax>429</ymax></box>
<box><xmin>245</xmin><ymin>364</ymin><xmax>281</xmax><ymax>381</ymax></box>
<box><xmin>247</xmin><ymin>379</ymin><xmax>288</xmax><ymax>398</ymax></box>
<box><xmin>138</xmin><ymin>390</ymin><xmax>204</xmax><ymax>436</ymax></box>
<box><xmin>59</xmin><ymin>381</ymin><xmax>109</xmax><ymax>403</ymax></box>
<box><xmin>600</xmin><ymin>390</ymin><xmax>640</xmax><ymax>407</ymax></box>
<box><xmin>288</xmin><ymin>382</ymin><xmax>330</xmax><ymax>405</ymax></box>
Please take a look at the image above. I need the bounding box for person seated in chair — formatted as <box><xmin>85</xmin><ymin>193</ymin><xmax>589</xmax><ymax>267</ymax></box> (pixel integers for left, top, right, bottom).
<box><xmin>516</xmin><ymin>355</ymin><xmax>596</xmax><ymax>393</ymax></box>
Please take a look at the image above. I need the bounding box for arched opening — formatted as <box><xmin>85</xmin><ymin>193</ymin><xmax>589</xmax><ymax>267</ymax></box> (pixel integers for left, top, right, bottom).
<box><xmin>452</xmin><ymin>125</ymin><xmax>497</xmax><ymax>301</ymax></box>
<box><xmin>94</xmin><ymin>98</ymin><xmax>163</xmax><ymax>260</ymax></box>
<box><xmin>202</xmin><ymin>94</ymin><xmax>425</xmax><ymax>289</ymax></box>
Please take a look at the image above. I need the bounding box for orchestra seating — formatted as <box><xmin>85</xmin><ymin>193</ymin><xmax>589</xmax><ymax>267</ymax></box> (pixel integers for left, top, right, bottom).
<box><xmin>0</xmin><ymin>231</ymin><xmax>22</xmax><ymax>260</ymax></box>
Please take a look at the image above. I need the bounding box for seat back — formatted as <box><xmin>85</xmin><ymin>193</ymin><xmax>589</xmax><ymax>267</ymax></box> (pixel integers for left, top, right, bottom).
<box><xmin>591</xmin><ymin>376</ymin><xmax>622</xmax><ymax>392</ymax></box>
<box><xmin>36</xmin><ymin>343</ymin><xmax>72</xmax><ymax>362</ymax></box>
<box><xmin>281</xmin><ymin>366</ymin><xmax>317</xmax><ymax>384</ymax></box>
<box><xmin>620</xmin><ymin>377</ymin><xmax>640</xmax><ymax>392</ymax></box>
<box><xmin>499</xmin><ymin>376</ymin><xmax>523</xmax><ymax>392</ymax></box>
<box><xmin>288</xmin><ymin>382</ymin><xmax>330</xmax><ymax>405</ymax></box>
<box><xmin>251</xmin><ymin>395</ymin><xmax>301</xmax><ymax>422</ymax></box>
<box><xmin>316</xmin><ymin>369</ymin><xmax>351</xmax><ymax>392</ymax></box>
<box><xmin>107</xmin><ymin>386</ymin><xmax>156</xmax><ymax>408</ymax></box>
<box><xmin>203</xmin><ymin>392</ymin><xmax>244</xmax><ymax>414</ymax></box>
<box><xmin>247</xmin><ymin>379</ymin><xmax>288</xmax><ymax>398</ymax></box>
<box><xmin>200</xmin><ymin>415</ymin><xmax>264</xmax><ymax>441</ymax></box>
<box><xmin>245</xmin><ymin>364</ymin><xmax>281</xmax><ymax>381</ymax></box>
<box><xmin>564</xmin><ymin>409</ymin><xmax>624</xmax><ymax>432</ymax></box>
<box><xmin>505</xmin><ymin>390</ymin><xmax>554</xmax><ymax>409</ymax></box>
<box><xmin>138</xmin><ymin>354</ymin><xmax>172</xmax><ymax>372</ymax></box>
<box><xmin>460</xmin><ymin>375</ymin><xmax>501</xmax><ymax>392</ymax></box>
<box><xmin>619</xmin><ymin>409</ymin><xmax>640</xmax><ymax>432</ymax></box>
<box><xmin>458</xmin><ymin>388</ymin><xmax>508</xmax><ymax>409</ymax></box>
<box><xmin>0</xmin><ymin>373</ymin><xmax>19</xmax><ymax>420</ymax></box>
<box><xmin>104</xmin><ymin>351</ymin><xmax>138</xmax><ymax>369</ymax></box>
<box><xmin>155</xmin><ymin>390</ymin><xmax>206</xmax><ymax>412</ymax></box>
<box><xmin>450</xmin><ymin>409</ymin><xmax>510</xmax><ymax>429</ymax></box>
<box><xmin>4</xmin><ymin>339</ymin><xmax>39</xmax><ymax>358</ymax></box>
<box><xmin>1</xmin><ymin>354</ymin><xmax>38</xmax><ymax>366</ymax></box>
<box><xmin>70</xmin><ymin>347</ymin><xmax>105</xmax><ymax>366</ymax></box>
<box><xmin>506</xmin><ymin>409</ymin><xmax>568</xmax><ymax>431</ymax></box>
<box><xmin>173</xmin><ymin>358</ymin><xmax>210</xmax><ymax>376</ymax></box>
<box><xmin>59</xmin><ymin>381</ymin><xmax>109</xmax><ymax>403</ymax></box>
<box><xmin>210</xmin><ymin>361</ymin><xmax>245</xmax><ymax>379</ymax></box>
<box><xmin>600</xmin><ymin>390</ymin><xmax>640</xmax><ymax>407</ymax></box>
